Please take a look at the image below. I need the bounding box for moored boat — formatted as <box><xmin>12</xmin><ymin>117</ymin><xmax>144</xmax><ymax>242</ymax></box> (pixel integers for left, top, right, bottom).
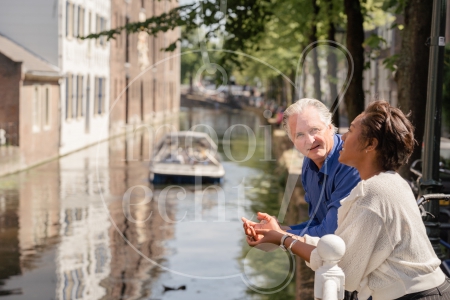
<box><xmin>149</xmin><ymin>131</ymin><xmax>225</xmax><ymax>184</ymax></box>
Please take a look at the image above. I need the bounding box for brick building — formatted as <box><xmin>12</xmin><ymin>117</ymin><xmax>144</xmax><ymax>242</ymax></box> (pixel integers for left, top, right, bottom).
<box><xmin>0</xmin><ymin>34</ymin><xmax>61</xmax><ymax>176</ymax></box>
<box><xmin>109</xmin><ymin>0</ymin><xmax>181</xmax><ymax>136</ymax></box>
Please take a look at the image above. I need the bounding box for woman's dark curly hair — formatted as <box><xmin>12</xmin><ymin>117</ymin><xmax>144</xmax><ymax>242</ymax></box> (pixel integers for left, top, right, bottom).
<box><xmin>359</xmin><ymin>100</ymin><xmax>416</xmax><ymax>171</ymax></box>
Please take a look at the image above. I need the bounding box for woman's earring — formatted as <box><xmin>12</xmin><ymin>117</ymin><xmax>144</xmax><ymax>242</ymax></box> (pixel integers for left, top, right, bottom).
<box><xmin>365</xmin><ymin>150</ymin><xmax>368</xmax><ymax>154</ymax></box>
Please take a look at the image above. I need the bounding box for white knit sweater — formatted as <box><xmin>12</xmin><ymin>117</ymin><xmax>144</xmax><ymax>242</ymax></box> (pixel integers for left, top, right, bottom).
<box><xmin>304</xmin><ymin>171</ymin><xmax>445</xmax><ymax>300</ymax></box>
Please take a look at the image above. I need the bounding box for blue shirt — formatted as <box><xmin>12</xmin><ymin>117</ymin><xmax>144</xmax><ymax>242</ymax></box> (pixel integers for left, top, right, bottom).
<box><xmin>287</xmin><ymin>134</ymin><xmax>360</xmax><ymax>237</ymax></box>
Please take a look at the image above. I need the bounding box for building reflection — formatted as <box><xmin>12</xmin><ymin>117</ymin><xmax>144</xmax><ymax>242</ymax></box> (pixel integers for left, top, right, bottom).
<box><xmin>104</xmin><ymin>126</ymin><xmax>177</xmax><ymax>299</ymax></box>
<box><xmin>18</xmin><ymin>162</ymin><xmax>61</xmax><ymax>273</ymax></box>
<box><xmin>0</xmin><ymin>186</ymin><xmax>21</xmax><ymax>295</ymax></box>
<box><xmin>0</xmin><ymin>108</ymin><xmax>312</xmax><ymax>299</ymax></box>
<box><xmin>0</xmin><ymin>161</ymin><xmax>60</xmax><ymax>297</ymax></box>
<box><xmin>57</xmin><ymin>143</ymin><xmax>112</xmax><ymax>300</ymax></box>
<box><xmin>0</xmin><ymin>120</ymin><xmax>179</xmax><ymax>299</ymax></box>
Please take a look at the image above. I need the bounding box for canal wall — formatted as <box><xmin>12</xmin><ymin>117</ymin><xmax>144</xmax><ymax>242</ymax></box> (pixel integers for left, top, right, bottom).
<box><xmin>271</xmin><ymin>124</ymin><xmax>315</xmax><ymax>300</ymax></box>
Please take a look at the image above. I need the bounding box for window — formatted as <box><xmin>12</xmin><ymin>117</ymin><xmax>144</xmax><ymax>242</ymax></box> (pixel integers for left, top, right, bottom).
<box><xmin>153</xmin><ymin>78</ymin><xmax>156</xmax><ymax>112</ymax></box>
<box><xmin>86</xmin><ymin>76</ymin><xmax>90</xmax><ymax>115</ymax></box>
<box><xmin>32</xmin><ymin>86</ymin><xmax>41</xmax><ymax>132</ymax></box>
<box><xmin>66</xmin><ymin>74</ymin><xmax>73</xmax><ymax>119</ymax></box>
<box><xmin>152</xmin><ymin>35</ymin><xmax>156</xmax><ymax>65</ymax></box>
<box><xmin>88</xmin><ymin>11</ymin><xmax>91</xmax><ymax>33</ymax></box>
<box><xmin>101</xmin><ymin>78</ymin><xmax>106</xmax><ymax>113</ymax></box>
<box><xmin>66</xmin><ymin>1</ymin><xmax>69</xmax><ymax>37</ymax></box>
<box><xmin>87</xmin><ymin>11</ymin><xmax>92</xmax><ymax>56</ymax></box>
<box><xmin>169</xmin><ymin>82</ymin><xmax>174</xmax><ymax>112</ymax></box>
<box><xmin>96</xmin><ymin>15</ymin><xmax>100</xmax><ymax>46</ymax></box>
<box><xmin>94</xmin><ymin>77</ymin><xmax>106</xmax><ymax>115</ymax></box>
<box><xmin>77</xmin><ymin>75</ymin><xmax>84</xmax><ymax>118</ymax></box>
<box><xmin>72</xmin><ymin>74</ymin><xmax>77</xmax><ymax>118</ymax></box>
<box><xmin>86</xmin><ymin>75</ymin><xmax>91</xmax><ymax>133</ymax></box>
<box><xmin>100</xmin><ymin>17</ymin><xmax>106</xmax><ymax>46</ymax></box>
<box><xmin>78</xmin><ymin>6</ymin><xmax>84</xmax><ymax>38</ymax></box>
<box><xmin>125</xmin><ymin>17</ymin><xmax>130</xmax><ymax>62</ymax></box>
<box><xmin>115</xmin><ymin>12</ymin><xmax>119</xmax><ymax>48</ymax></box>
<box><xmin>44</xmin><ymin>86</ymin><xmax>50</xmax><ymax>128</ymax></box>
<box><xmin>96</xmin><ymin>15</ymin><xmax>107</xmax><ymax>47</ymax></box>
<box><xmin>73</xmin><ymin>4</ymin><xmax>78</xmax><ymax>37</ymax></box>
<box><xmin>140</xmin><ymin>81</ymin><xmax>144</xmax><ymax>121</ymax></box>
<box><xmin>114</xmin><ymin>78</ymin><xmax>118</xmax><ymax>100</ymax></box>
<box><xmin>94</xmin><ymin>77</ymin><xmax>98</xmax><ymax>114</ymax></box>
<box><xmin>66</xmin><ymin>1</ymin><xmax>73</xmax><ymax>38</ymax></box>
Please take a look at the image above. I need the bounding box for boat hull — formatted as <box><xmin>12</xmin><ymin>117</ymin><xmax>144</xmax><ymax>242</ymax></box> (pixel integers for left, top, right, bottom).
<box><xmin>148</xmin><ymin>131</ymin><xmax>225</xmax><ymax>185</ymax></box>
<box><xmin>150</xmin><ymin>173</ymin><xmax>222</xmax><ymax>184</ymax></box>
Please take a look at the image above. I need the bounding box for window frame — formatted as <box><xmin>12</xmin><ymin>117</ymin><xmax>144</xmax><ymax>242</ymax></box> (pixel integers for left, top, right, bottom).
<box><xmin>66</xmin><ymin>74</ymin><xmax>73</xmax><ymax>120</ymax></box>
<box><xmin>77</xmin><ymin>75</ymin><xmax>84</xmax><ymax>118</ymax></box>
<box><xmin>32</xmin><ymin>85</ymin><xmax>41</xmax><ymax>132</ymax></box>
<box><xmin>66</xmin><ymin>1</ymin><xmax>74</xmax><ymax>39</ymax></box>
<box><xmin>73</xmin><ymin>4</ymin><xmax>78</xmax><ymax>38</ymax></box>
<box><xmin>72</xmin><ymin>74</ymin><xmax>77</xmax><ymax>119</ymax></box>
<box><xmin>77</xmin><ymin>6</ymin><xmax>85</xmax><ymax>40</ymax></box>
<box><xmin>43</xmin><ymin>85</ymin><xmax>51</xmax><ymax>130</ymax></box>
<box><xmin>98</xmin><ymin>77</ymin><xmax>104</xmax><ymax>114</ymax></box>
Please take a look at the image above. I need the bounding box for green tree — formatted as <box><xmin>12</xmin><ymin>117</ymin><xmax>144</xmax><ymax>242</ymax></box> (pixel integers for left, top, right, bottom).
<box><xmin>391</xmin><ymin>0</ymin><xmax>433</xmax><ymax>176</ymax></box>
<box><xmin>344</xmin><ymin>0</ymin><xmax>365</xmax><ymax>122</ymax></box>
<box><xmin>86</xmin><ymin>0</ymin><xmax>437</xmax><ymax>177</ymax></box>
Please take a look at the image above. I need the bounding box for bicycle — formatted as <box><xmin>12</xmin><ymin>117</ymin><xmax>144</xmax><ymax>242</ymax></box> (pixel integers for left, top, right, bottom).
<box><xmin>417</xmin><ymin>193</ymin><xmax>450</xmax><ymax>276</ymax></box>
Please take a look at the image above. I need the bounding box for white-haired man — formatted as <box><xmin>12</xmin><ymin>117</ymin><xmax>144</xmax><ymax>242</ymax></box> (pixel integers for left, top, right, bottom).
<box><xmin>244</xmin><ymin>98</ymin><xmax>360</xmax><ymax>237</ymax></box>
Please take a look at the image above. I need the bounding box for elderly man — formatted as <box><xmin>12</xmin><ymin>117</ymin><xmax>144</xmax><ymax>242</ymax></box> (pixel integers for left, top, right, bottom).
<box><xmin>244</xmin><ymin>98</ymin><xmax>360</xmax><ymax>237</ymax></box>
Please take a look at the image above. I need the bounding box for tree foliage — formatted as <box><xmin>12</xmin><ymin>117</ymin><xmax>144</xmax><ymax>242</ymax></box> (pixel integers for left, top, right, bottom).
<box><xmin>86</xmin><ymin>0</ymin><xmax>440</xmax><ymax>177</ymax></box>
<box><xmin>82</xmin><ymin>0</ymin><xmax>273</xmax><ymax>57</ymax></box>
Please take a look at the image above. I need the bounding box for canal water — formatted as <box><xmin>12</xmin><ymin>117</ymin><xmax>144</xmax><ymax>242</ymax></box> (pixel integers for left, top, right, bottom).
<box><xmin>0</xmin><ymin>107</ymin><xmax>311</xmax><ymax>300</ymax></box>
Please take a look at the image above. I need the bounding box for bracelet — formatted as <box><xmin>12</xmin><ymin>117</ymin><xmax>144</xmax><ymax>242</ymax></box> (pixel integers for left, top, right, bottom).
<box><xmin>288</xmin><ymin>238</ymin><xmax>298</xmax><ymax>253</ymax></box>
<box><xmin>279</xmin><ymin>234</ymin><xmax>290</xmax><ymax>251</ymax></box>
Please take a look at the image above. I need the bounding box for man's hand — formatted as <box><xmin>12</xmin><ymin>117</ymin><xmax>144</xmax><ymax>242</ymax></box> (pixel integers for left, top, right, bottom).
<box><xmin>242</xmin><ymin>212</ymin><xmax>284</xmax><ymax>241</ymax></box>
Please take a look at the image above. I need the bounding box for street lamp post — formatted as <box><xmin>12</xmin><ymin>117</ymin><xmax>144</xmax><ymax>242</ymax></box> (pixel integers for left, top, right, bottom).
<box><xmin>421</xmin><ymin>0</ymin><xmax>447</xmax><ymax>259</ymax></box>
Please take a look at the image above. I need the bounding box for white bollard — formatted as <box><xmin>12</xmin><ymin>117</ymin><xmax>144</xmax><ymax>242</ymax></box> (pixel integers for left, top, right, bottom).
<box><xmin>314</xmin><ymin>234</ymin><xmax>346</xmax><ymax>300</ymax></box>
<box><xmin>322</xmin><ymin>279</ymin><xmax>338</xmax><ymax>300</ymax></box>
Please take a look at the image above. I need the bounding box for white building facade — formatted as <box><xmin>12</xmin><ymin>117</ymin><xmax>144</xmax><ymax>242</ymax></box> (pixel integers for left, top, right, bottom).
<box><xmin>61</xmin><ymin>0</ymin><xmax>110</xmax><ymax>154</ymax></box>
<box><xmin>0</xmin><ymin>0</ymin><xmax>111</xmax><ymax>155</ymax></box>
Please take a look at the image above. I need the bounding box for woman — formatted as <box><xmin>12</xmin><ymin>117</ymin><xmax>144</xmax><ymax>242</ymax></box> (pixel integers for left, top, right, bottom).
<box><xmin>244</xmin><ymin>101</ymin><xmax>450</xmax><ymax>299</ymax></box>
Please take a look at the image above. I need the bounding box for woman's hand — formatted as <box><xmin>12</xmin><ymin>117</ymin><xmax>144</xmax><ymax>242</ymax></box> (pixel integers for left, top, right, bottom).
<box><xmin>246</xmin><ymin>229</ymin><xmax>313</xmax><ymax>261</ymax></box>
<box><xmin>245</xmin><ymin>229</ymin><xmax>284</xmax><ymax>252</ymax></box>
<box><xmin>242</xmin><ymin>212</ymin><xmax>283</xmax><ymax>241</ymax></box>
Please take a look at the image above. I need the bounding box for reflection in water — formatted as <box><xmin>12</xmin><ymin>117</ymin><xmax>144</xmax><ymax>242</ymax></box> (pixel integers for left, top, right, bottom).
<box><xmin>0</xmin><ymin>187</ymin><xmax>20</xmax><ymax>296</ymax></box>
<box><xmin>0</xmin><ymin>108</ymin><xmax>312</xmax><ymax>300</ymax></box>
<box><xmin>0</xmin><ymin>161</ymin><xmax>60</xmax><ymax>298</ymax></box>
<box><xmin>57</xmin><ymin>143</ymin><xmax>111</xmax><ymax>300</ymax></box>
